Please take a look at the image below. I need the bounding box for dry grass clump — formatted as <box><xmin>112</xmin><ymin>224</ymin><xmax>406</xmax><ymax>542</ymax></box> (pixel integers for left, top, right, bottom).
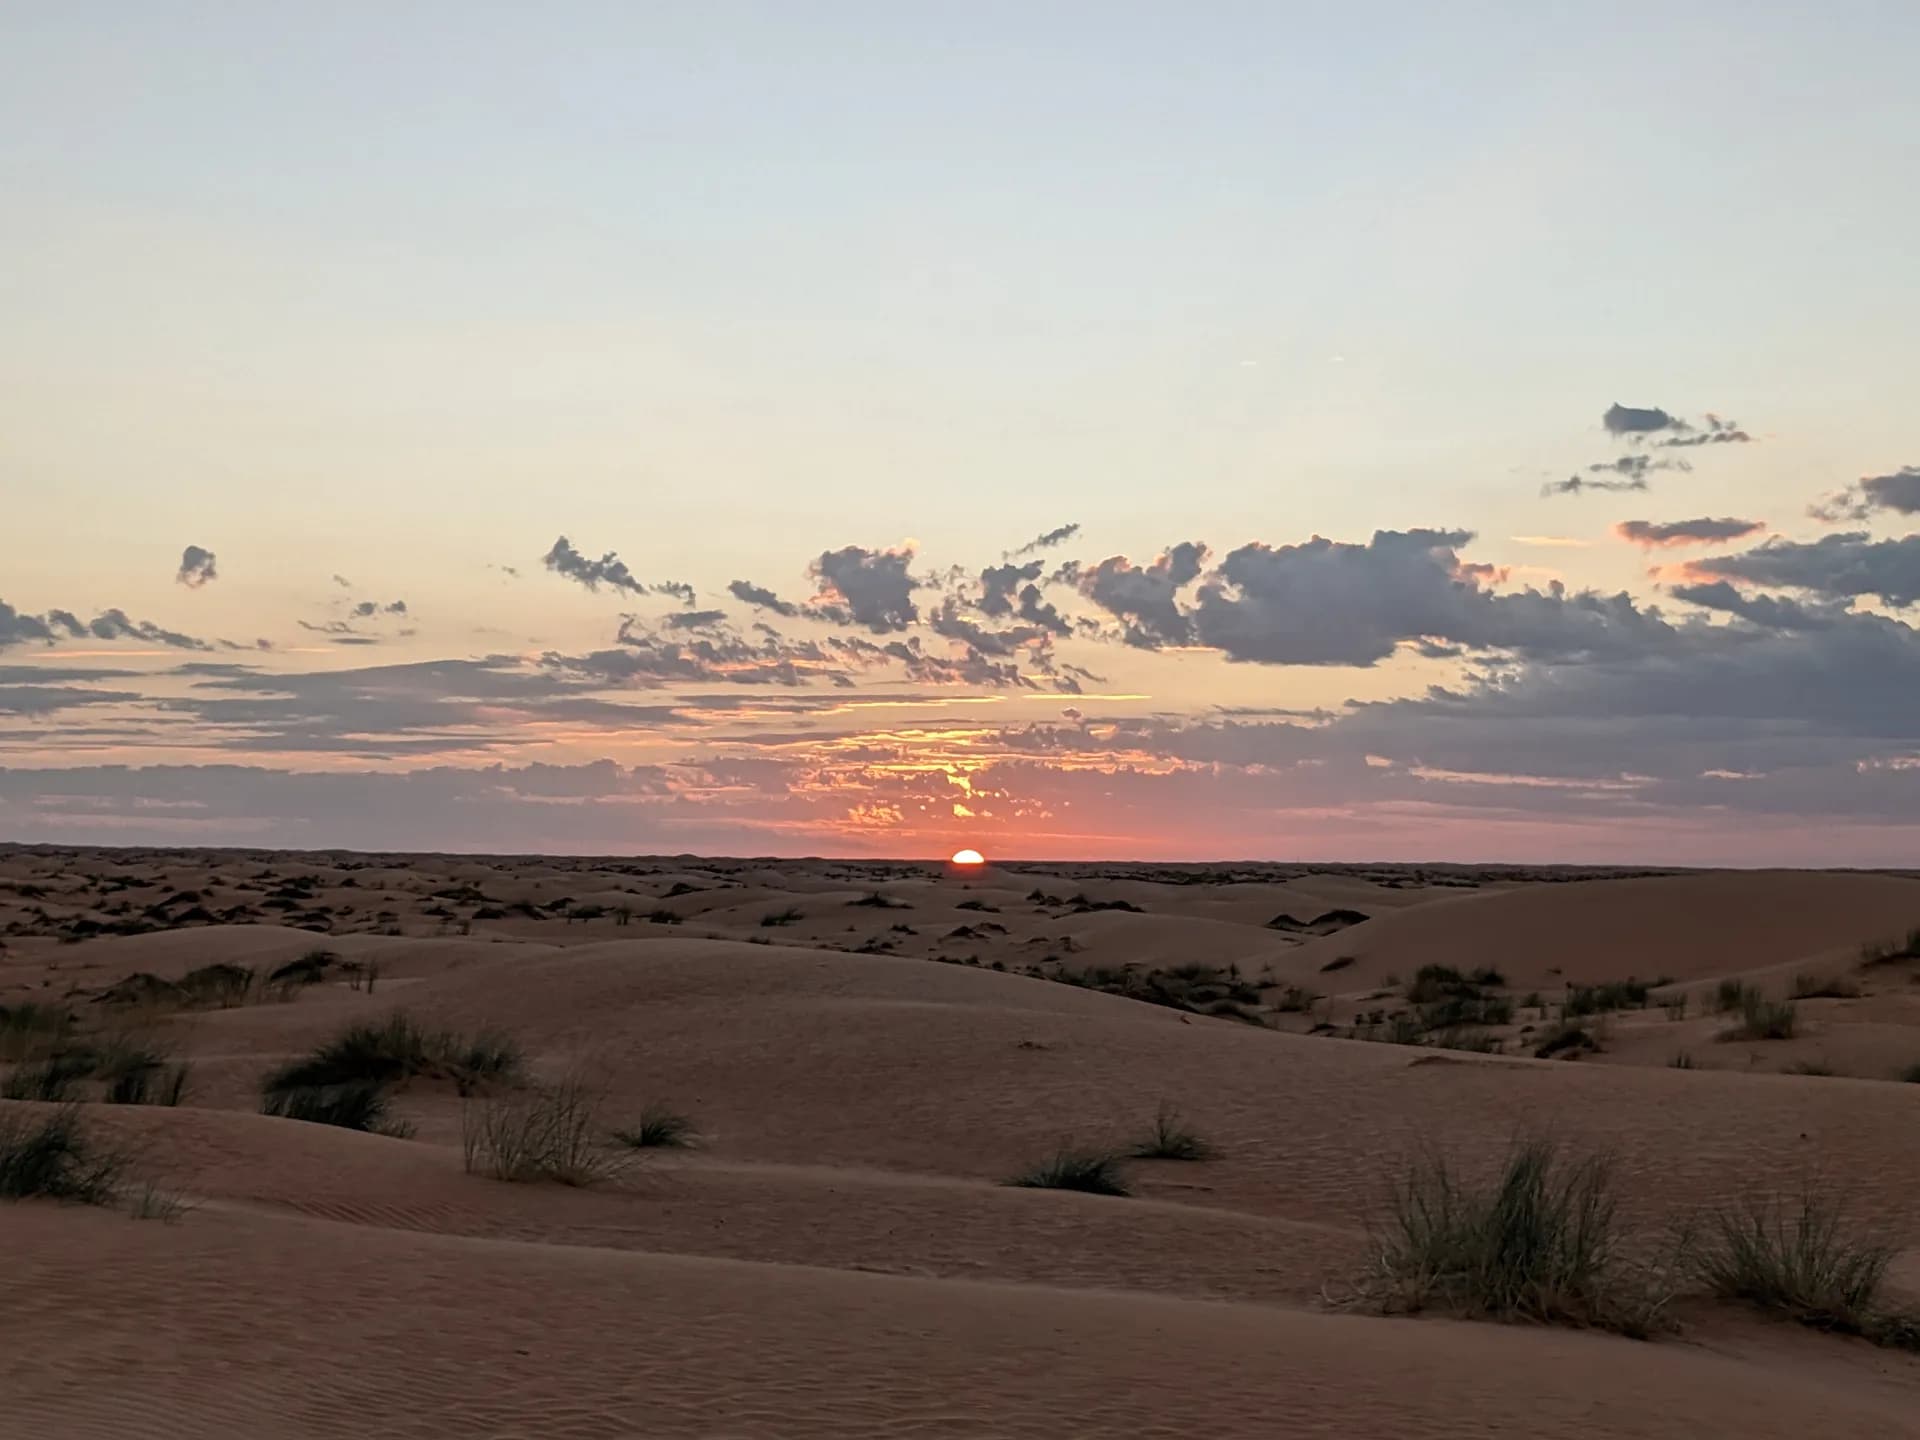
<box><xmin>463</xmin><ymin>1075</ymin><xmax>630</xmax><ymax>1184</ymax></box>
<box><xmin>1129</xmin><ymin>1104</ymin><xmax>1213</xmax><ymax>1161</ymax></box>
<box><xmin>1004</xmin><ymin>1147</ymin><xmax>1131</xmax><ymax>1196</ymax></box>
<box><xmin>1696</xmin><ymin>1192</ymin><xmax>1919</xmax><ymax>1350</ymax></box>
<box><xmin>612</xmin><ymin>1103</ymin><xmax>699</xmax><ymax>1149</ymax></box>
<box><xmin>261</xmin><ymin>1012</ymin><xmax>519</xmax><ymax>1132</ymax></box>
<box><xmin>1723</xmin><ymin>992</ymin><xmax>1797</xmax><ymax>1042</ymax></box>
<box><xmin>1346</xmin><ymin>1139</ymin><xmax>1680</xmax><ymax>1339</ymax></box>
<box><xmin>0</xmin><ymin>1107</ymin><xmax>125</xmax><ymax>1205</ymax></box>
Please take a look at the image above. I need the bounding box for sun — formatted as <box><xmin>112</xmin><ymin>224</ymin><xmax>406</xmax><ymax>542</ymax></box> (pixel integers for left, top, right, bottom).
<box><xmin>950</xmin><ymin>848</ymin><xmax>985</xmax><ymax>866</ymax></box>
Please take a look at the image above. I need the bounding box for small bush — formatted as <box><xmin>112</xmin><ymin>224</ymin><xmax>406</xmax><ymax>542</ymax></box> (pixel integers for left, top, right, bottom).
<box><xmin>1669</xmin><ymin>1051</ymin><xmax>1697</xmax><ymax>1069</ymax></box>
<box><xmin>263</xmin><ymin>1013</ymin><xmax>521</xmax><ymax>1096</ymax></box>
<box><xmin>1784</xmin><ymin>1060</ymin><xmax>1837</xmax><ymax>1077</ymax></box>
<box><xmin>1347</xmin><ymin>1139</ymin><xmax>1677</xmax><ymax>1337</ymax></box>
<box><xmin>847</xmin><ymin>892</ymin><xmax>907</xmax><ymax>909</ymax></box>
<box><xmin>1724</xmin><ymin>992</ymin><xmax>1797</xmax><ymax>1042</ymax></box>
<box><xmin>4</xmin><ymin>1048</ymin><xmax>102</xmax><ymax>1101</ymax></box>
<box><xmin>267</xmin><ymin>949</ymin><xmax>337</xmax><ymax>989</ymax></box>
<box><xmin>1533</xmin><ymin>1022</ymin><xmax>1597</xmax><ymax>1060</ymax></box>
<box><xmin>1791</xmin><ymin>973</ymin><xmax>1860</xmax><ymax>1001</ymax></box>
<box><xmin>261</xmin><ymin>1079</ymin><xmax>399</xmax><ymax>1132</ymax></box>
<box><xmin>0</xmin><ymin>1002</ymin><xmax>74</xmax><ymax>1063</ymax></box>
<box><xmin>1129</xmin><ymin>1105</ymin><xmax>1213</xmax><ymax>1162</ymax></box>
<box><xmin>1714</xmin><ymin>979</ymin><xmax>1752</xmax><ymax>1014</ymax></box>
<box><xmin>463</xmin><ymin>1076</ymin><xmax>627</xmax><ymax>1185</ymax></box>
<box><xmin>643</xmin><ymin>909</ymin><xmax>683</xmax><ymax>924</ymax></box>
<box><xmin>1898</xmin><ymin>1062</ymin><xmax>1920</xmax><ymax>1084</ymax></box>
<box><xmin>1662</xmin><ymin>994</ymin><xmax>1688</xmax><ymax>1020</ymax></box>
<box><xmin>103</xmin><ymin>1044</ymin><xmax>192</xmax><ymax>1106</ymax></box>
<box><xmin>612</xmin><ymin>1103</ymin><xmax>698</xmax><ymax>1150</ymax></box>
<box><xmin>1319</xmin><ymin>955</ymin><xmax>1355</xmax><ymax>973</ymax></box>
<box><xmin>1565</xmin><ymin>980</ymin><xmax>1652</xmax><ymax>1018</ymax></box>
<box><xmin>128</xmin><ymin>1180</ymin><xmax>190</xmax><ymax>1222</ymax></box>
<box><xmin>0</xmin><ymin>1107</ymin><xmax>124</xmax><ymax>1204</ymax></box>
<box><xmin>1858</xmin><ymin>927</ymin><xmax>1920</xmax><ymax>967</ymax></box>
<box><xmin>1005</xmin><ymin>1148</ymin><xmax>1131</xmax><ymax>1196</ymax></box>
<box><xmin>759</xmin><ymin>907</ymin><xmax>803</xmax><ymax>927</ymax></box>
<box><xmin>1697</xmin><ymin>1192</ymin><xmax>1919</xmax><ymax>1347</ymax></box>
<box><xmin>179</xmin><ymin>963</ymin><xmax>255</xmax><ymax>1007</ymax></box>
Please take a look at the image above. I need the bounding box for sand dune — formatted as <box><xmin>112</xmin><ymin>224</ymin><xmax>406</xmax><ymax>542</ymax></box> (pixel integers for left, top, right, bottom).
<box><xmin>3</xmin><ymin>847</ymin><xmax>1919</xmax><ymax>1436</ymax></box>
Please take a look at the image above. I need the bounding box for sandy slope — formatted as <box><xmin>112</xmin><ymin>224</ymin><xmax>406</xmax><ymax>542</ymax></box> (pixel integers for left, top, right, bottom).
<box><xmin>4</xmin><ymin>848</ymin><xmax>1920</xmax><ymax>1437</ymax></box>
<box><xmin>6</xmin><ymin>1205</ymin><xmax>1917</xmax><ymax>1440</ymax></box>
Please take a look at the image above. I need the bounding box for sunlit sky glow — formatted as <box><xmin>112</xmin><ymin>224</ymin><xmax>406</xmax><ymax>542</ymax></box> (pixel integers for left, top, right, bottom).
<box><xmin>3</xmin><ymin>4</ymin><xmax>1918</xmax><ymax>862</ymax></box>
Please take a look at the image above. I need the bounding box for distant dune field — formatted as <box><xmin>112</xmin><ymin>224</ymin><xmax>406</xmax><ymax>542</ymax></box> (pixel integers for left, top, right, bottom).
<box><xmin>3</xmin><ymin>847</ymin><xmax>1918</xmax><ymax>1438</ymax></box>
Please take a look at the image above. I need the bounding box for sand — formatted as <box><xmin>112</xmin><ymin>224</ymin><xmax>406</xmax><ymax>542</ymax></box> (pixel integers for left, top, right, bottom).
<box><xmin>2</xmin><ymin>847</ymin><xmax>1918</xmax><ymax>1437</ymax></box>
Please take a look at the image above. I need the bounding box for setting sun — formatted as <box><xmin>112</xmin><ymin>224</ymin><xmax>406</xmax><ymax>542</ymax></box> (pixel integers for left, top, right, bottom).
<box><xmin>950</xmin><ymin>848</ymin><xmax>985</xmax><ymax>866</ymax></box>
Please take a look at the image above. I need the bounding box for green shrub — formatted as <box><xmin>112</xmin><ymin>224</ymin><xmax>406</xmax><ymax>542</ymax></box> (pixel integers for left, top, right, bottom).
<box><xmin>1348</xmin><ymin>1139</ymin><xmax>1677</xmax><ymax>1337</ymax></box>
<box><xmin>1004</xmin><ymin>1148</ymin><xmax>1130</xmax><ymax>1196</ymax></box>
<box><xmin>1714</xmin><ymin>979</ymin><xmax>1752</xmax><ymax>1014</ymax></box>
<box><xmin>759</xmin><ymin>907</ymin><xmax>803</xmax><ymax>927</ymax></box>
<box><xmin>1533</xmin><ymin>1022</ymin><xmax>1597</xmax><ymax>1060</ymax></box>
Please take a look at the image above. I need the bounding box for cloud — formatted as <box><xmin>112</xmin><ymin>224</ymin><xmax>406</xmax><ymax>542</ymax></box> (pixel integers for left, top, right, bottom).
<box><xmin>176</xmin><ymin>545</ymin><xmax>218</xmax><ymax>588</ymax></box>
<box><xmin>727</xmin><ymin>579</ymin><xmax>800</xmax><ymax>617</ymax></box>
<box><xmin>1603</xmin><ymin>403</ymin><xmax>1683</xmax><ymax>436</ymax></box>
<box><xmin>1615</xmin><ymin>517</ymin><xmax>1766</xmax><ymax>548</ymax></box>
<box><xmin>1542</xmin><ymin>473</ymin><xmax>1650</xmax><ymax>497</ymax></box>
<box><xmin>350</xmin><ymin>600</ymin><xmax>408</xmax><ymax>618</ymax></box>
<box><xmin>809</xmin><ymin>545</ymin><xmax>918</xmax><ymax>633</ymax></box>
<box><xmin>0</xmin><ymin>600</ymin><xmax>57</xmax><ymax>649</ymax></box>
<box><xmin>1682</xmin><ymin>533</ymin><xmax>1920</xmax><ymax>608</ymax></box>
<box><xmin>1657</xmin><ymin>414</ymin><xmax>1753</xmax><ymax>448</ymax></box>
<box><xmin>1668</xmin><ymin>581</ymin><xmax>1842</xmax><ymax>631</ymax></box>
<box><xmin>542</xmin><ymin>536</ymin><xmax>648</xmax><ymax>596</ymax></box>
<box><xmin>1187</xmin><ymin>529</ymin><xmax>1675</xmax><ymax>667</ymax></box>
<box><xmin>663</xmin><ymin>609</ymin><xmax>729</xmax><ymax>631</ymax></box>
<box><xmin>1069</xmin><ymin>542</ymin><xmax>1208</xmax><ymax>647</ymax></box>
<box><xmin>656</xmin><ymin>581</ymin><xmax>696</xmax><ymax>605</ymax></box>
<box><xmin>1809</xmin><ymin>466</ymin><xmax>1920</xmax><ymax>523</ymax></box>
<box><xmin>332</xmin><ymin>574</ymin><xmax>352</xmax><ymax>588</ymax></box>
<box><xmin>1012</xmin><ymin>522</ymin><xmax>1081</xmax><ymax>555</ymax></box>
<box><xmin>84</xmin><ymin>609</ymin><xmax>212</xmax><ymax>650</ymax></box>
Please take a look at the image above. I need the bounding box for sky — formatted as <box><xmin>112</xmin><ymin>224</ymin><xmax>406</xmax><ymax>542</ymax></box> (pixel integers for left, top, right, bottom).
<box><xmin>3</xmin><ymin>2</ymin><xmax>1918</xmax><ymax>862</ymax></box>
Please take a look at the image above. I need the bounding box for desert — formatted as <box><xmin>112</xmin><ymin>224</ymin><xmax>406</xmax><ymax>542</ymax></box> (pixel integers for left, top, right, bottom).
<box><xmin>3</xmin><ymin>847</ymin><xmax>1918</xmax><ymax>1438</ymax></box>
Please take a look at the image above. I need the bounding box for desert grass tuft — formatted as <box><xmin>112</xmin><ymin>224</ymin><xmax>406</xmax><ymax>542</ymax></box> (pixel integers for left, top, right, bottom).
<box><xmin>261</xmin><ymin>1078</ymin><xmax>401</xmax><ymax>1132</ymax></box>
<box><xmin>262</xmin><ymin>1012</ymin><xmax>522</xmax><ymax>1097</ymax></box>
<box><xmin>463</xmin><ymin>1075</ymin><xmax>628</xmax><ymax>1185</ymax></box>
<box><xmin>612</xmin><ymin>1103</ymin><xmax>699</xmax><ymax>1149</ymax></box>
<box><xmin>1345</xmin><ymin>1139</ymin><xmax>1680</xmax><ymax>1338</ymax></box>
<box><xmin>1696</xmin><ymin>1192</ymin><xmax>1919</xmax><ymax>1348</ymax></box>
<box><xmin>0</xmin><ymin>1107</ymin><xmax>125</xmax><ymax>1205</ymax></box>
<box><xmin>0</xmin><ymin>1002</ymin><xmax>74</xmax><ymax>1063</ymax></box>
<box><xmin>1004</xmin><ymin>1147</ymin><xmax>1131</xmax><ymax>1196</ymax></box>
<box><xmin>1724</xmin><ymin>992</ymin><xmax>1797</xmax><ymax>1042</ymax></box>
<box><xmin>1129</xmin><ymin>1104</ymin><xmax>1213</xmax><ymax>1161</ymax></box>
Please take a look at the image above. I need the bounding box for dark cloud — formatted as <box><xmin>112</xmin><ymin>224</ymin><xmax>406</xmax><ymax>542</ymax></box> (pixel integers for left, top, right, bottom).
<box><xmin>662</xmin><ymin>609</ymin><xmax>729</xmax><ymax>631</ymax></box>
<box><xmin>45</xmin><ymin>610</ymin><xmax>86</xmax><ymax>638</ymax></box>
<box><xmin>1012</xmin><ymin>522</ymin><xmax>1081</xmax><ymax>555</ymax></box>
<box><xmin>1070</xmin><ymin>542</ymin><xmax>1208</xmax><ymax>647</ymax></box>
<box><xmin>1682</xmin><ymin>533</ymin><xmax>1920</xmax><ymax>609</ymax></box>
<box><xmin>656</xmin><ymin>581</ymin><xmax>696</xmax><ymax>606</ymax></box>
<box><xmin>1809</xmin><ymin>466</ymin><xmax>1920</xmax><ymax>524</ymax></box>
<box><xmin>810</xmin><ymin>546</ymin><xmax>918</xmax><ymax>633</ymax></box>
<box><xmin>0</xmin><ymin>683</ymin><xmax>137</xmax><ymax>717</ymax></box>
<box><xmin>348</xmin><ymin>600</ymin><xmax>409</xmax><ymax>619</ymax></box>
<box><xmin>1603</xmin><ymin>403</ymin><xmax>1683</xmax><ymax>436</ymax></box>
<box><xmin>978</xmin><ymin>560</ymin><xmax>1043</xmax><ymax>617</ymax></box>
<box><xmin>1542</xmin><ymin>473</ymin><xmax>1650</xmax><ymax>497</ymax></box>
<box><xmin>85</xmin><ymin>609</ymin><xmax>212</xmax><ymax>651</ymax></box>
<box><xmin>0</xmin><ymin>600</ymin><xmax>57</xmax><ymax>649</ymax></box>
<box><xmin>1657</xmin><ymin>415</ymin><xmax>1752</xmax><ymax>448</ymax></box>
<box><xmin>727</xmin><ymin>579</ymin><xmax>800</xmax><ymax>617</ymax></box>
<box><xmin>331</xmin><ymin>574</ymin><xmax>352</xmax><ymax>588</ymax></box>
<box><xmin>542</xmin><ymin>535</ymin><xmax>648</xmax><ymax>596</ymax></box>
<box><xmin>1188</xmin><ymin>530</ymin><xmax>1675</xmax><ymax>667</ymax></box>
<box><xmin>176</xmin><ymin>545</ymin><xmax>218</xmax><ymax>588</ymax></box>
<box><xmin>1668</xmin><ymin>581</ymin><xmax>1843</xmax><ymax>631</ymax></box>
<box><xmin>1615</xmin><ymin>517</ymin><xmax>1766</xmax><ymax>548</ymax></box>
